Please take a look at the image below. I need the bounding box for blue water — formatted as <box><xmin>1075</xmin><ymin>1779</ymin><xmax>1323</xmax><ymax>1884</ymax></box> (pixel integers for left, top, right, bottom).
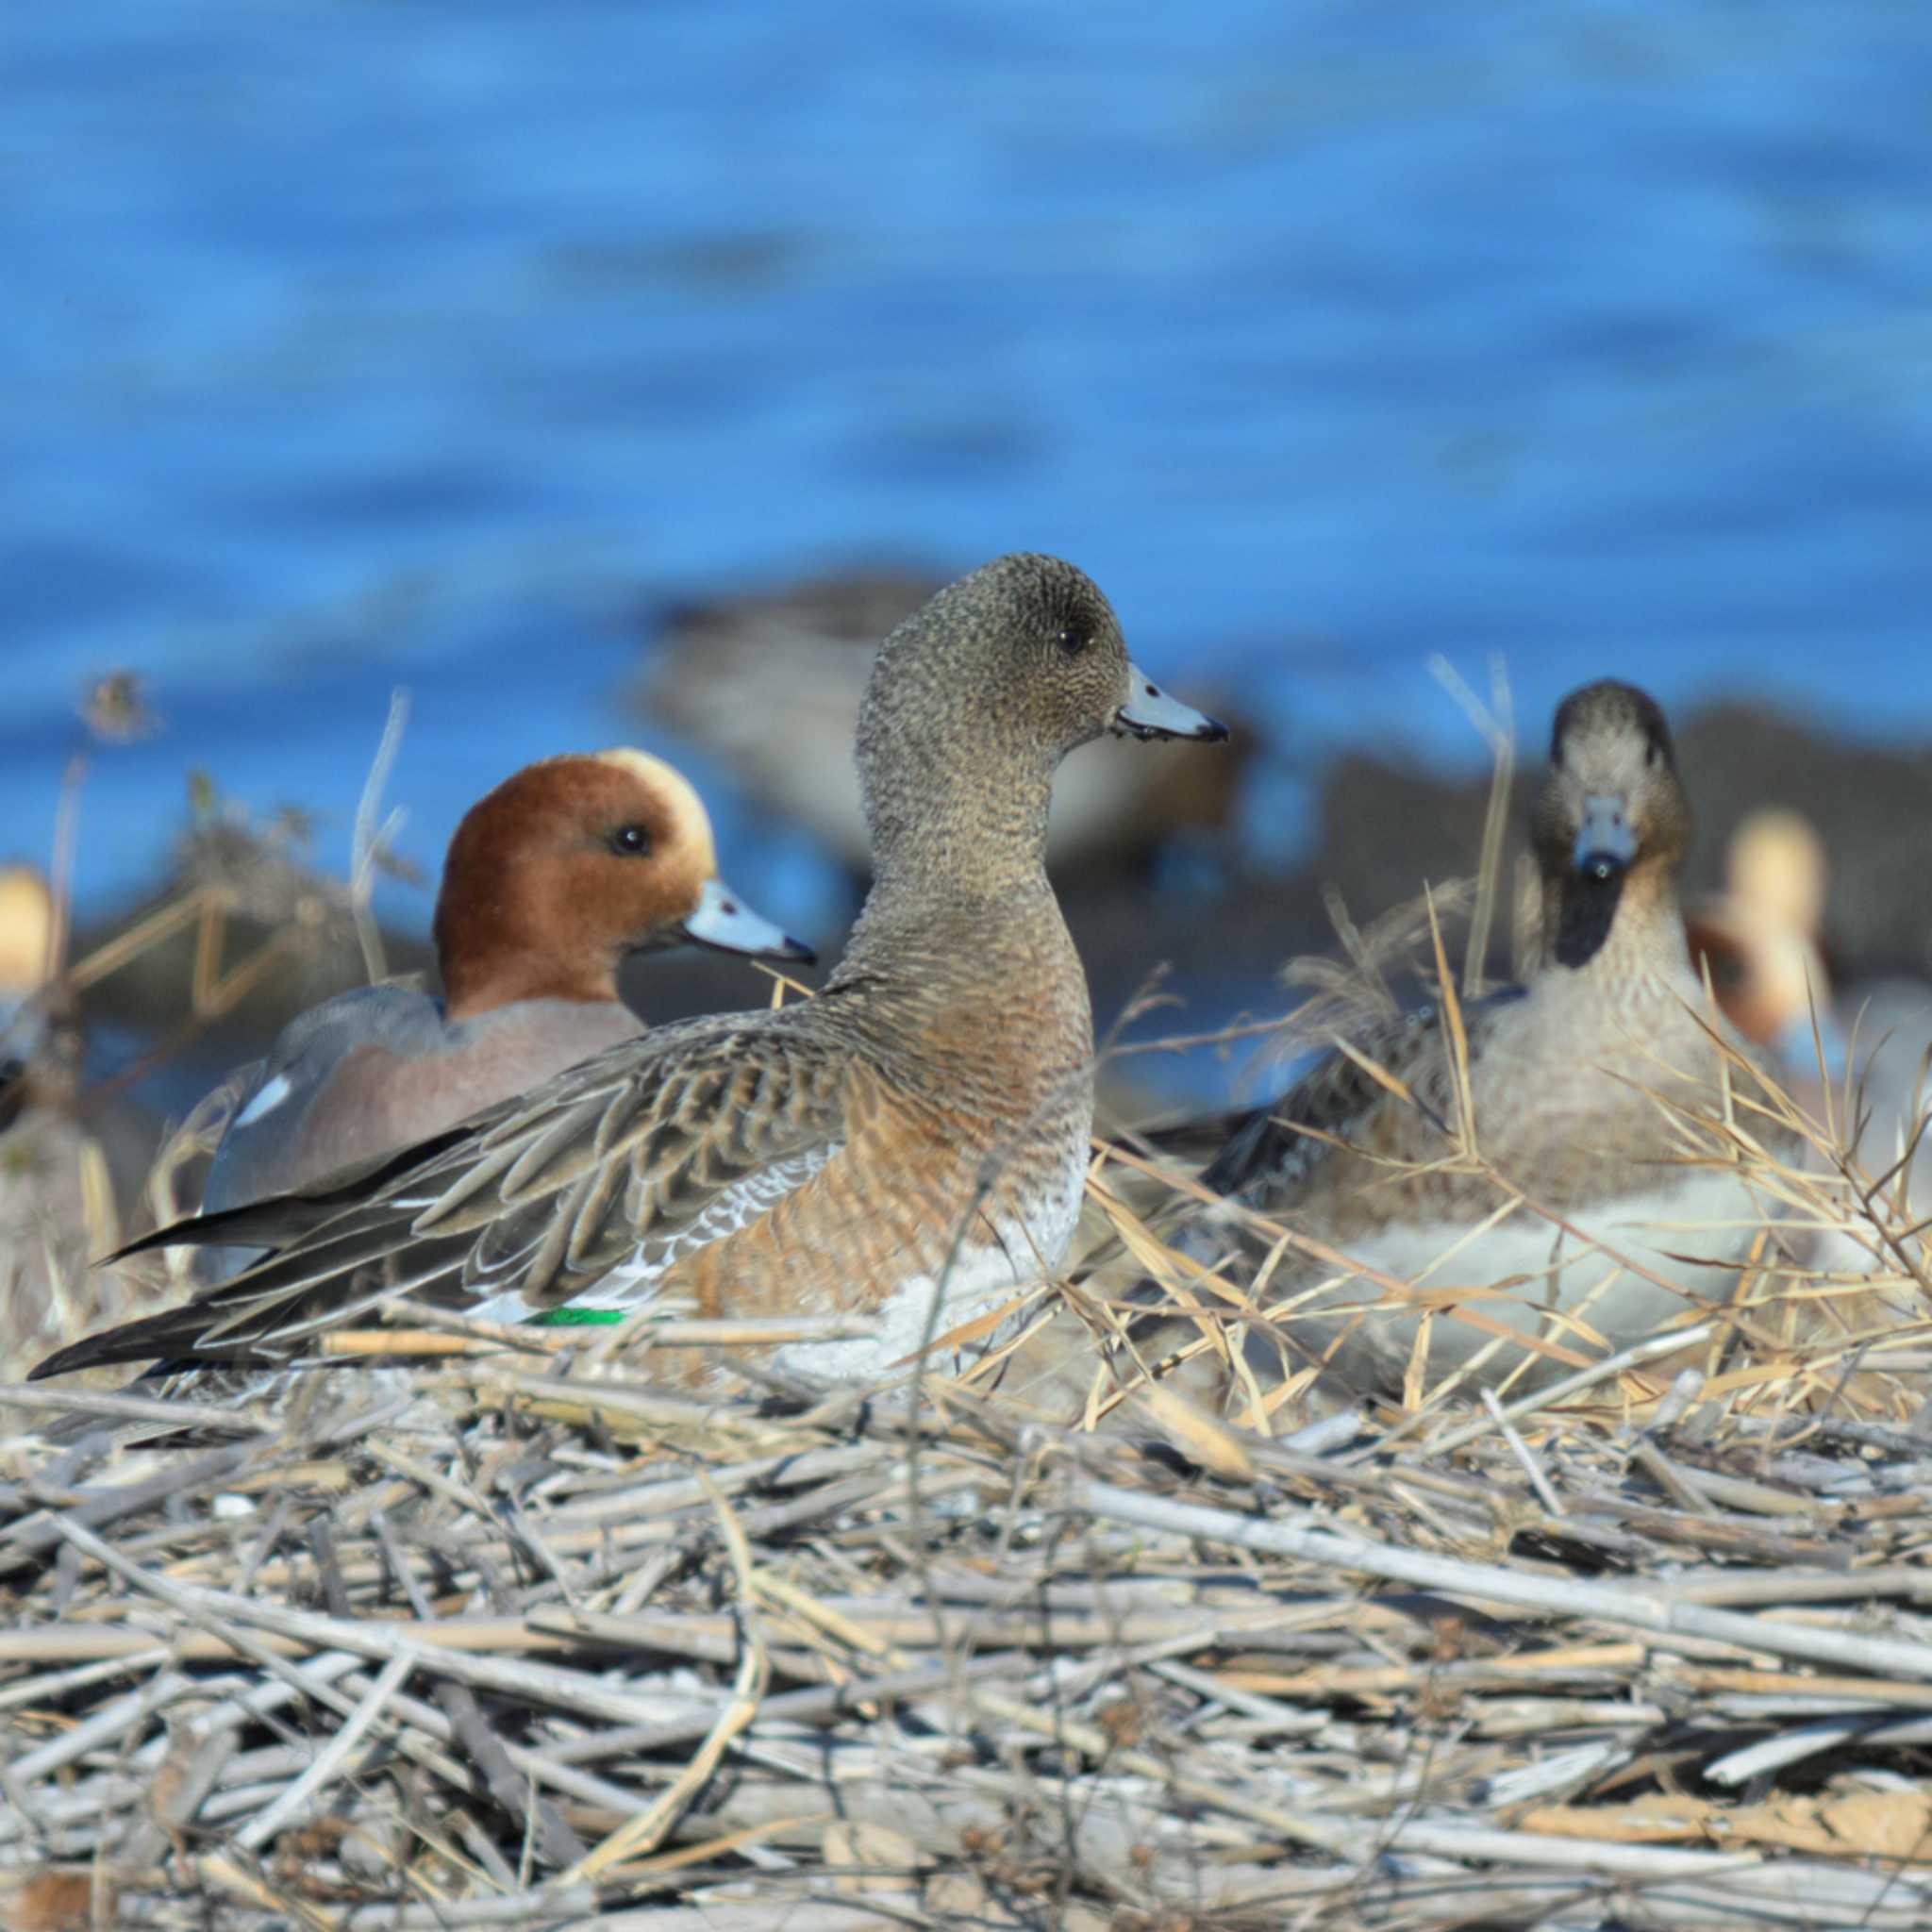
<box><xmin>6</xmin><ymin>0</ymin><xmax>1932</xmax><ymax>958</ymax></box>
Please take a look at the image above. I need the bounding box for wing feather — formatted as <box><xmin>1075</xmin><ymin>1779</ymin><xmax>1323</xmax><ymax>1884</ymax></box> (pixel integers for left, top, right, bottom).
<box><xmin>35</xmin><ymin>1010</ymin><xmax>853</xmax><ymax>1377</ymax></box>
<box><xmin>1202</xmin><ymin>987</ymin><xmax>1527</xmax><ymax>1209</ymax></box>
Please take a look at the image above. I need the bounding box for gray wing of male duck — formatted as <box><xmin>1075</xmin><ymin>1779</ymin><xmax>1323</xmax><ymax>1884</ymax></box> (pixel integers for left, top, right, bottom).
<box><xmin>201</xmin><ymin>985</ymin><xmax>445</xmax><ymax>1215</ymax></box>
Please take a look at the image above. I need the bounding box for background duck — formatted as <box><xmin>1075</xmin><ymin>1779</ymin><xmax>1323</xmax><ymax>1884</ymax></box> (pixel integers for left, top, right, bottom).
<box><xmin>1145</xmin><ymin>680</ymin><xmax>1788</xmax><ymax>1404</ymax></box>
<box><xmin>1688</xmin><ymin>805</ymin><xmax>1931</xmax><ymax>1231</ymax></box>
<box><xmin>0</xmin><ymin>866</ymin><xmax>66</xmax><ymax>1134</ymax></box>
<box><xmin>0</xmin><ymin>867</ymin><xmax>157</xmax><ymax>1395</ymax></box>
<box><xmin>1687</xmin><ymin>808</ymin><xmax>1841</xmax><ymax>1082</ymax></box>
<box><xmin>36</xmin><ymin>554</ymin><xmax>1227</xmax><ymax>1391</ymax></box>
<box><xmin>192</xmin><ymin>748</ymin><xmax>808</xmax><ymax>1276</ymax></box>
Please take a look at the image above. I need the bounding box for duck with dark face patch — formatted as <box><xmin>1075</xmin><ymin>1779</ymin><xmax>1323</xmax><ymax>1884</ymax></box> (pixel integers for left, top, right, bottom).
<box><xmin>1141</xmin><ymin>677</ymin><xmax>1791</xmax><ymax>1403</ymax></box>
<box><xmin>1531</xmin><ymin>681</ymin><xmax>1690</xmax><ymax>975</ymax></box>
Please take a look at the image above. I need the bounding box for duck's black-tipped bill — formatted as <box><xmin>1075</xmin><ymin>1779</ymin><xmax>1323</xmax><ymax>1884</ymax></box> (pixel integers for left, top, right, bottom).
<box><xmin>1573</xmin><ymin>792</ymin><xmax>1637</xmax><ymax>882</ymax></box>
<box><xmin>681</xmin><ymin>877</ymin><xmax>816</xmax><ymax>964</ymax></box>
<box><xmin>1113</xmin><ymin>663</ymin><xmax>1228</xmax><ymax>743</ymax></box>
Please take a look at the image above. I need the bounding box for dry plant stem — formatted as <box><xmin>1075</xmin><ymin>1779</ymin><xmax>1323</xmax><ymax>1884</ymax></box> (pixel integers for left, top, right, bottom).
<box><xmin>1</xmin><ymin>1443</ymin><xmax>258</xmax><ymax>1572</ymax></box>
<box><xmin>48</xmin><ymin>1517</ymin><xmax>722</xmax><ymax>1726</ymax></box>
<box><xmin>1104</xmin><ymin>1007</ymin><xmax>1317</xmax><ymax>1061</ymax></box>
<box><xmin>1426</xmin><ymin>650</ymin><xmax>1515</xmax><ymax>1000</ymax></box>
<box><xmin>1070</xmin><ymin>1481</ymin><xmax>1932</xmax><ymax>1680</ymax></box>
<box><xmin>434</xmin><ymin>1679</ymin><xmax>589</xmax><ymax>1869</ymax></box>
<box><xmin>1406</xmin><ymin>1323</ymin><xmax>1718</xmax><ymax>1461</ymax></box>
<box><xmin>0</xmin><ymin>1382</ymin><xmax>273</xmax><ymax>1435</ymax></box>
<box><xmin>563</xmin><ymin>1474</ymin><xmax>771</xmax><ymax>1880</ymax></box>
<box><xmin>233</xmin><ymin>1652</ymin><xmax>412</xmax><ymax>1850</ymax></box>
<box><xmin>76</xmin><ymin>914</ymin><xmax>308</xmax><ymax>1107</ymax></box>
<box><xmin>349</xmin><ymin>687</ymin><xmax>409</xmax><ymax>984</ymax></box>
<box><xmin>64</xmin><ymin>883</ymin><xmax>230</xmax><ymax>995</ymax></box>
<box><xmin>1480</xmin><ymin>1388</ymin><xmax>1564</xmax><ymax>1515</ymax></box>
<box><xmin>341</xmin><ymin>1304</ymin><xmax>875</xmax><ymax>1358</ymax></box>
<box><xmin>44</xmin><ymin>748</ymin><xmax>88</xmax><ymax>980</ymax></box>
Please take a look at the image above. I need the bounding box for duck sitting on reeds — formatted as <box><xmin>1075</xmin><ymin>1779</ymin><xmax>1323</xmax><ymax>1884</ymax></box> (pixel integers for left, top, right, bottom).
<box><xmin>1132</xmin><ymin>681</ymin><xmax>1799</xmax><ymax>1402</ymax></box>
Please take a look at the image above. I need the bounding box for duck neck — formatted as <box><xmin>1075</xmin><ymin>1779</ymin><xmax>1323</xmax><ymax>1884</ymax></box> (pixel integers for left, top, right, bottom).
<box><xmin>1538</xmin><ymin>856</ymin><xmax>1690</xmax><ymax>991</ymax></box>
<box><xmin>841</xmin><ymin>737</ymin><xmax>1059</xmax><ymax>958</ymax></box>
<box><xmin>829</xmin><ymin>740</ymin><xmax>1093</xmax><ymax>1083</ymax></box>
<box><xmin>437</xmin><ymin>900</ymin><xmax>619</xmax><ymax>1021</ymax></box>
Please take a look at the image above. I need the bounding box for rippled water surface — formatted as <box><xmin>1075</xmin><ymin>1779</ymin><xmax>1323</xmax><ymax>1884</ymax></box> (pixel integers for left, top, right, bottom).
<box><xmin>6</xmin><ymin>0</ymin><xmax>1931</xmax><ymax>950</ymax></box>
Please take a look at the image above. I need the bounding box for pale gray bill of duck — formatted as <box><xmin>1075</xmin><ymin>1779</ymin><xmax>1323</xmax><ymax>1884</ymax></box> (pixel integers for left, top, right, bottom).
<box><xmin>1574</xmin><ymin>792</ymin><xmax>1638</xmax><ymax>882</ymax></box>
<box><xmin>1113</xmin><ymin>663</ymin><xmax>1230</xmax><ymax>742</ymax></box>
<box><xmin>680</xmin><ymin>876</ymin><xmax>815</xmax><ymax>962</ymax></box>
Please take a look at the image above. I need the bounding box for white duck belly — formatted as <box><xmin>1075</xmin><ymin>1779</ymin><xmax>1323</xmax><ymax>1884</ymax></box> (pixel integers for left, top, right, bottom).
<box><xmin>1302</xmin><ymin>1165</ymin><xmax>1766</xmax><ymax>1391</ymax></box>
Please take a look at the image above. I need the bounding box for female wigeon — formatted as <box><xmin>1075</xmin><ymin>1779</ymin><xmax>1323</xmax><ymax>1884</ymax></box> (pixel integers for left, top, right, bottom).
<box><xmin>197</xmin><ymin>749</ymin><xmax>810</xmax><ymax>1234</ymax></box>
<box><xmin>1175</xmin><ymin>681</ymin><xmax>1787</xmax><ymax>1395</ymax></box>
<box><xmin>36</xmin><ymin>555</ymin><xmax>1227</xmax><ymax>1385</ymax></box>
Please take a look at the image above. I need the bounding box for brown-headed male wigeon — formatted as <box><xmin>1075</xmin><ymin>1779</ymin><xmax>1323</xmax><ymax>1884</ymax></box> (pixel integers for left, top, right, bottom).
<box><xmin>35</xmin><ymin>554</ymin><xmax>1226</xmax><ymax>1386</ymax></box>
<box><xmin>193</xmin><ymin>749</ymin><xmax>808</xmax><ymax>1262</ymax></box>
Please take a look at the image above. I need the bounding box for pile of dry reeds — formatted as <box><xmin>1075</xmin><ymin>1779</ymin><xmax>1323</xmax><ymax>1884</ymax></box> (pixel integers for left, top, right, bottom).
<box><xmin>5</xmin><ymin>1134</ymin><xmax>1932</xmax><ymax>1932</ymax></box>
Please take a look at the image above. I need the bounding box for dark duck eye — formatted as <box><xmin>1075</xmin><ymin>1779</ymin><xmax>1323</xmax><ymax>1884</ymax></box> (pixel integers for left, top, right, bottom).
<box><xmin>609</xmin><ymin>824</ymin><xmax>653</xmax><ymax>857</ymax></box>
<box><xmin>1056</xmin><ymin>625</ymin><xmax>1090</xmax><ymax>658</ymax></box>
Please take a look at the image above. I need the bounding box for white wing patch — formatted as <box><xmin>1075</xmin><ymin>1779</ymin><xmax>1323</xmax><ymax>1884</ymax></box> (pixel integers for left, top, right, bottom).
<box><xmin>233</xmin><ymin>1073</ymin><xmax>294</xmax><ymax>1129</ymax></box>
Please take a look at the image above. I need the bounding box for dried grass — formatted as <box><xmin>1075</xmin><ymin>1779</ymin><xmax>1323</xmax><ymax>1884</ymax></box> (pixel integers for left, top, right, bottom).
<box><xmin>4</xmin><ymin>987</ymin><xmax>1930</xmax><ymax>1929</ymax></box>
<box><xmin>5</xmin><ymin>1244</ymin><xmax>1932</xmax><ymax>1931</ymax></box>
<box><xmin>2</xmin><ymin>689</ymin><xmax>412</xmax><ymax>1398</ymax></box>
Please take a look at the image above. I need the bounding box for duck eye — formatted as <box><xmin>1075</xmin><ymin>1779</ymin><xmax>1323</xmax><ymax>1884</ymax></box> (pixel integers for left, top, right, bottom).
<box><xmin>609</xmin><ymin>824</ymin><xmax>653</xmax><ymax>857</ymax></box>
<box><xmin>1056</xmin><ymin>626</ymin><xmax>1089</xmax><ymax>658</ymax></box>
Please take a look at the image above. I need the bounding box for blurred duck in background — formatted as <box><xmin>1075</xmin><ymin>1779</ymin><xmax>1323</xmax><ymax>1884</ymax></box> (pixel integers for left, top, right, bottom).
<box><xmin>0</xmin><ymin>865</ymin><xmax>146</xmax><ymax>1394</ymax></box>
<box><xmin>1688</xmin><ymin>806</ymin><xmax>1931</xmax><ymax>1214</ymax></box>
<box><xmin>1687</xmin><ymin>808</ymin><xmax>1842</xmax><ymax>1084</ymax></box>
<box><xmin>0</xmin><ymin>865</ymin><xmax>66</xmax><ymax>1131</ymax></box>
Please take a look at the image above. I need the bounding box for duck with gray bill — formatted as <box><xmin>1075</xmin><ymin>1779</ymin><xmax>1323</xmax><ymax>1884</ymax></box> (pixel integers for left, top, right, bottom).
<box><xmin>1155</xmin><ymin>675</ymin><xmax>1789</xmax><ymax>1400</ymax></box>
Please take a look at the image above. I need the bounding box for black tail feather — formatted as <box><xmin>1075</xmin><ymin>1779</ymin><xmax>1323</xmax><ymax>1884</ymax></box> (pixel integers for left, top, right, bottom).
<box><xmin>30</xmin><ymin>1305</ymin><xmax>239</xmax><ymax>1380</ymax></box>
<box><xmin>97</xmin><ymin>1122</ymin><xmax>480</xmax><ymax>1268</ymax></box>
